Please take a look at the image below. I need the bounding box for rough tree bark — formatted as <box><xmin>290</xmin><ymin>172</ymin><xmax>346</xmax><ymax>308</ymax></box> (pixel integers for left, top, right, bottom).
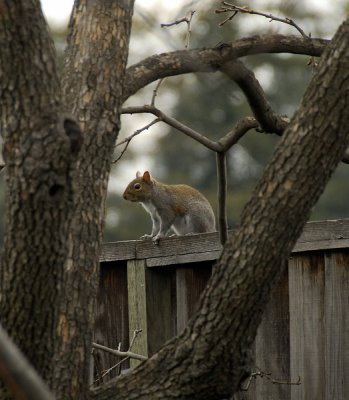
<box><xmin>0</xmin><ymin>1</ymin><xmax>348</xmax><ymax>400</ymax></box>
<box><xmin>0</xmin><ymin>1</ymin><xmax>79</xmax><ymax>397</ymax></box>
<box><xmin>91</xmin><ymin>17</ymin><xmax>349</xmax><ymax>400</ymax></box>
<box><xmin>55</xmin><ymin>1</ymin><xmax>135</xmax><ymax>399</ymax></box>
<box><xmin>0</xmin><ymin>0</ymin><xmax>134</xmax><ymax>399</ymax></box>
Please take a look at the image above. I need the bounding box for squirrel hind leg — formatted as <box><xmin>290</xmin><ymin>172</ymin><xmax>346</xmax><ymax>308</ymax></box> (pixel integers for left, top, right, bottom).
<box><xmin>172</xmin><ymin>215</ymin><xmax>195</xmax><ymax>235</ymax></box>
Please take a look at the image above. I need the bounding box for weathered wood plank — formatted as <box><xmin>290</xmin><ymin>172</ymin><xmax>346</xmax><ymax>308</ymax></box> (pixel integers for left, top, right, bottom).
<box><xmin>101</xmin><ymin>219</ymin><xmax>349</xmax><ymax>264</ymax></box>
<box><xmin>176</xmin><ymin>262</ymin><xmax>212</xmax><ymax>333</ymax></box>
<box><xmin>324</xmin><ymin>251</ymin><xmax>349</xmax><ymax>400</ymax></box>
<box><xmin>289</xmin><ymin>254</ymin><xmax>325</xmax><ymax>400</ymax></box>
<box><xmin>145</xmin><ymin>267</ymin><xmax>177</xmax><ymax>355</ymax></box>
<box><xmin>296</xmin><ymin>219</ymin><xmax>349</xmax><ymax>243</ymax></box>
<box><xmin>100</xmin><ymin>232</ymin><xmax>221</xmax><ymax>262</ymax></box>
<box><xmin>127</xmin><ymin>259</ymin><xmax>148</xmax><ymax>368</ymax></box>
<box><xmin>146</xmin><ymin>251</ymin><xmax>220</xmax><ymax>267</ymax></box>
<box><xmin>292</xmin><ymin>238</ymin><xmax>349</xmax><ymax>253</ymax></box>
<box><xmin>93</xmin><ymin>261</ymin><xmax>129</xmax><ymax>382</ymax></box>
<box><xmin>253</xmin><ymin>266</ymin><xmax>291</xmax><ymax>400</ymax></box>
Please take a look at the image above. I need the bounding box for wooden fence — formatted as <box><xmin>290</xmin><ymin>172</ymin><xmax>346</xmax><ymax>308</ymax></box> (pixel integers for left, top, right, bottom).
<box><xmin>94</xmin><ymin>219</ymin><xmax>349</xmax><ymax>399</ymax></box>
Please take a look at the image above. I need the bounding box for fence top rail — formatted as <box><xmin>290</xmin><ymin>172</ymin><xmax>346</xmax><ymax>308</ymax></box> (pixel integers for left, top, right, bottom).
<box><xmin>100</xmin><ymin>219</ymin><xmax>349</xmax><ymax>265</ymax></box>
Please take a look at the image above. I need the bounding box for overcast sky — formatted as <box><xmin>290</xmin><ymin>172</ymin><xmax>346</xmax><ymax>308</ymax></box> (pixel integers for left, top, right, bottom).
<box><xmin>40</xmin><ymin>0</ymin><xmax>344</xmax><ymax>29</ymax></box>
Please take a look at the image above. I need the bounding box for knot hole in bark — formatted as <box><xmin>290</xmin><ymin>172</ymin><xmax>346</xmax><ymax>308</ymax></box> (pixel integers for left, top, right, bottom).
<box><xmin>63</xmin><ymin>117</ymin><xmax>82</xmax><ymax>155</ymax></box>
<box><xmin>49</xmin><ymin>184</ymin><xmax>64</xmax><ymax>198</ymax></box>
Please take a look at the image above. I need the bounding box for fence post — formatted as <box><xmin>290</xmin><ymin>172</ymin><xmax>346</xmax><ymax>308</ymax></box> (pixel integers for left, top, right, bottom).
<box><xmin>127</xmin><ymin>259</ymin><xmax>148</xmax><ymax>368</ymax></box>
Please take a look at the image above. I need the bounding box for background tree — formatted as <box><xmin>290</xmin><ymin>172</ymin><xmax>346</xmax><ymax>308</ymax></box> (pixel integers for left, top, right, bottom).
<box><xmin>0</xmin><ymin>1</ymin><xmax>348</xmax><ymax>399</ymax></box>
<box><xmin>105</xmin><ymin>0</ymin><xmax>349</xmax><ymax>241</ymax></box>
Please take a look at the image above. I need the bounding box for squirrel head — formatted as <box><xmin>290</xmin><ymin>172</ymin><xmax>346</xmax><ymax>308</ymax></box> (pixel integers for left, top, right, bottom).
<box><xmin>123</xmin><ymin>171</ymin><xmax>154</xmax><ymax>202</ymax></box>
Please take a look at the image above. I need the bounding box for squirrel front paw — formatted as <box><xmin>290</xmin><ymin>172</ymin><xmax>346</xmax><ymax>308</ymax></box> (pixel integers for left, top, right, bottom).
<box><xmin>152</xmin><ymin>234</ymin><xmax>163</xmax><ymax>245</ymax></box>
<box><xmin>140</xmin><ymin>234</ymin><xmax>152</xmax><ymax>240</ymax></box>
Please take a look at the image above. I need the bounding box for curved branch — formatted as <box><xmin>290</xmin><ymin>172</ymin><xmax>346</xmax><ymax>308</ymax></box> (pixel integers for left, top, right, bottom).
<box><xmin>93</xmin><ymin>18</ymin><xmax>349</xmax><ymax>400</ymax></box>
<box><xmin>221</xmin><ymin>59</ymin><xmax>289</xmax><ymax>135</ymax></box>
<box><xmin>218</xmin><ymin>117</ymin><xmax>259</xmax><ymax>149</ymax></box>
<box><xmin>122</xmin><ymin>105</ymin><xmax>221</xmax><ymax>151</ymax></box>
<box><xmin>123</xmin><ymin>34</ymin><xmax>329</xmax><ymax>102</ymax></box>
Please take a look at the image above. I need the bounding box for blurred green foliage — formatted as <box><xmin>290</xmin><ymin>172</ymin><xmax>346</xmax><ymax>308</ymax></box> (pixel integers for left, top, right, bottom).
<box><xmin>106</xmin><ymin>2</ymin><xmax>349</xmax><ymax>242</ymax></box>
<box><xmin>0</xmin><ymin>2</ymin><xmax>348</xmax><ymax>245</ymax></box>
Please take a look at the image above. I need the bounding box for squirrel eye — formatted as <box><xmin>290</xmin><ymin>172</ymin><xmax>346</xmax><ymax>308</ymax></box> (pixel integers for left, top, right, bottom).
<box><xmin>134</xmin><ymin>183</ymin><xmax>141</xmax><ymax>190</ymax></box>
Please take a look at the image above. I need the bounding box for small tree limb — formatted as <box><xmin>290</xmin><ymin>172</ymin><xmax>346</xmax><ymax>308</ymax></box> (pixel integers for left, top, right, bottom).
<box><xmin>92</xmin><ymin>343</ymin><xmax>148</xmax><ymax>362</ymax></box>
<box><xmin>113</xmin><ymin>117</ymin><xmax>160</xmax><ymax>163</ymax></box>
<box><xmin>216</xmin><ymin>152</ymin><xmax>228</xmax><ymax>244</ymax></box>
<box><xmin>216</xmin><ymin>2</ymin><xmax>309</xmax><ymax>38</ymax></box>
<box><xmin>122</xmin><ymin>105</ymin><xmax>221</xmax><ymax>151</ymax></box>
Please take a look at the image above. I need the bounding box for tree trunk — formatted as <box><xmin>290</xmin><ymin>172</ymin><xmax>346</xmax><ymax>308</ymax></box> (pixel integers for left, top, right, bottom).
<box><xmin>54</xmin><ymin>1</ymin><xmax>134</xmax><ymax>399</ymax></box>
<box><xmin>1</xmin><ymin>2</ymin><xmax>348</xmax><ymax>400</ymax></box>
<box><xmin>92</xmin><ymin>17</ymin><xmax>349</xmax><ymax>400</ymax></box>
<box><xmin>0</xmin><ymin>0</ymin><xmax>78</xmax><ymax>397</ymax></box>
<box><xmin>0</xmin><ymin>1</ymin><xmax>134</xmax><ymax>399</ymax></box>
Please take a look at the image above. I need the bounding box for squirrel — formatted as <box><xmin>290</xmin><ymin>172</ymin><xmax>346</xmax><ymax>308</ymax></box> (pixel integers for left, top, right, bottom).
<box><xmin>123</xmin><ymin>171</ymin><xmax>216</xmax><ymax>244</ymax></box>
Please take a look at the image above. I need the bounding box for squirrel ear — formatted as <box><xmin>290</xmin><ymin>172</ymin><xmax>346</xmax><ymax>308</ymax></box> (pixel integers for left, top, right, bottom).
<box><xmin>143</xmin><ymin>171</ymin><xmax>151</xmax><ymax>183</ymax></box>
<box><xmin>136</xmin><ymin>171</ymin><xmax>142</xmax><ymax>178</ymax></box>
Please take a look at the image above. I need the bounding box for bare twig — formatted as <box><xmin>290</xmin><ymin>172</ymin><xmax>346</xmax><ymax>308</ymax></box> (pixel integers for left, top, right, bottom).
<box><xmin>185</xmin><ymin>11</ymin><xmax>195</xmax><ymax>49</ymax></box>
<box><xmin>92</xmin><ymin>342</ymin><xmax>147</xmax><ymax>362</ymax></box>
<box><xmin>151</xmin><ymin>79</ymin><xmax>165</xmax><ymax>106</ymax></box>
<box><xmin>113</xmin><ymin>117</ymin><xmax>160</xmax><ymax>163</ymax></box>
<box><xmin>216</xmin><ymin>2</ymin><xmax>309</xmax><ymax>38</ymax></box>
<box><xmin>161</xmin><ymin>11</ymin><xmax>195</xmax><ymax>49</ymax></box>
<box><xmin>240</xmin><ymin>367</ymin><xmax>301</xmax><ymax>391</ymax></box>
<box><xmin>91</xmin><ymin>330</ymin><xmax>144</xmax><ymax>388</ymax></box>
<box><xmin>128</xmin><ymin>329</ymin><xmax>143</xmax><ymax>350</ymax></box>
<box><xmin>161</xmin><ymin>17</ymin><xmax>189</xmax><ymax>28</ymax></box>
<box><xmin>121</xmin><ymin>105</ymin><xmax>258</xmax><ymax>245</ymax></box>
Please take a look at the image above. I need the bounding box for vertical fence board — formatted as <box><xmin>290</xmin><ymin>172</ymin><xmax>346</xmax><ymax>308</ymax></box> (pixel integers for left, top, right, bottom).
<box><xmin>324</xmin><ymin>251</ymin><xmax>349</xmax><ymax>400</ymax></box>
<box><xmin>253</xmin><ymin>266</ymin><xmax>291</xmax><ymax>400</ymax></box>
<box><xmin>145</xmin><ymin>267</ymin><xmax>177</xmax><ymax>355</ymax></box>
<box><xmin>289</xmin><ymin>254</ymin><xmax>325</xmax><ymax>400</ymax></box>
<box><xmin>94</xmin><ymin>261</ymin><xmax>129</xmax><ymax>383</ymax></box>
<box><xmin>127</xmin><ymin>259</ymin><xmax>148</xmax><ymax>367</ymax></box>
<box><xmin>176</xmin><ymin>261</ymin><xmax>213</xmax><ymax>333</ymax></box>
<box><xmin>96</xmin><ymin>228</ymin><xmax>349</xmax><ymax>396</ymax></box>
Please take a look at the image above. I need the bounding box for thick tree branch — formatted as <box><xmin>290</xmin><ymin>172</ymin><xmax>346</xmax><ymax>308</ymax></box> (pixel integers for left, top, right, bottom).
<box><xmin>92</xmin><ymin>18</ymin><xmax>349</xmax><ymax>400</ymax></box>
<box><xmin>221</xmin><ymin>59</ymin><xmax>289</xmax><ymax>135</ymax></box>
<box><xmin>123</xmin><ymin>34</ymin><xmax>328</xmax><ymax>102</ymax></box>
<box><xmin>58</xmin><ymin>1</ymin><xmax>135</xmax><ymax>398</ymax></box>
